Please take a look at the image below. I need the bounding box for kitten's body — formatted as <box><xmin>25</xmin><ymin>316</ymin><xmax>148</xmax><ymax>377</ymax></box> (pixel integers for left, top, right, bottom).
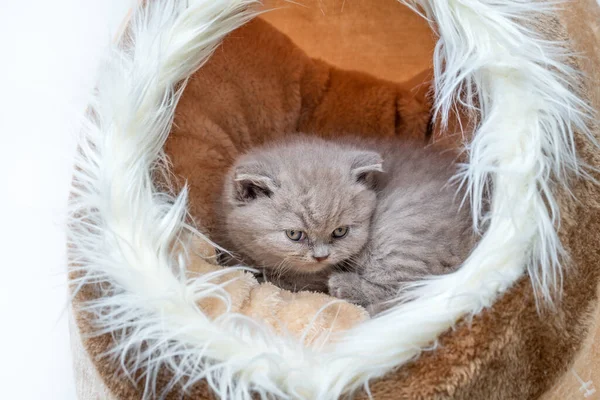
<box><xmin>216</xmin><ymin>135</ymin><xmax>477</xmax><ymax>312</ymax></box>
<box><xmin>328</xmin><ymin>139</ymin><xmax>477</xmax><ymax>312</ymax></box>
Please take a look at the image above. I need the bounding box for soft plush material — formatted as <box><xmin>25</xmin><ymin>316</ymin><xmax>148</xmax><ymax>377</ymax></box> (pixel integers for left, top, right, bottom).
<box><xmin>69</xmin><ymin>0</ymin><xmax>600</xmax><ymax>399</ymax></box>
<box><xmin>185</xmin><ymin>236</ymin><xmax>369</xmax><ymax>342</ymax></box>
<box><xmin>165</xmin><ymin>20</ymin><xmax>432</xmax><ymax>236</ymax></box>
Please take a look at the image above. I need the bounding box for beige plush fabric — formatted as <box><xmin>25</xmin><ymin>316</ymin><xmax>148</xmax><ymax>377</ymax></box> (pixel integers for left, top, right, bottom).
<box><xmin>69</xmin><ymin>312</ymin><xmax>115</xmax><ymax>400</ymax></box>
<box><xmin>261</xmin><ymin>0</ymin><xmax>435</xmax><ymax>83</ymax></box>
<box><xmin>540</xmin><ymin>1</ymin><xmax>600</xmax><ymax>398</ymax></box>
<box><xmin>541</xmin><ymin>295</ymin><xmax>600</xmax><ymax>399</ymax></box>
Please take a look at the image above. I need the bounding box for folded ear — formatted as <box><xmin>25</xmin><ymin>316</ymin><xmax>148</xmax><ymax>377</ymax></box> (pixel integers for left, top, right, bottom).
<box><xmin>232</xmin><ymin>162</ymin><xmax>276</xmax><ymax>202</ymax></box>
<box><xmin>350</xmin><ymin>151</ymin><xmax>383</xmax><ymax>187</ymax></box>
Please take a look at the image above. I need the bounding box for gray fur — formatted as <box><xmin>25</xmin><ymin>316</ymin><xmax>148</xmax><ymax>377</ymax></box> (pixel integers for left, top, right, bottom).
<box><xmin>216</xmin><ymin>135</ymin><xmax>477</xmax><ymax>313</ymax></box>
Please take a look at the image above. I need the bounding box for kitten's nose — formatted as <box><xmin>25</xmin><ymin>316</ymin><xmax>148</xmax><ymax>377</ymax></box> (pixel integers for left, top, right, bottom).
<box><xmin>313</xmin><ymin>255</ymin><xmax>329</xmax><ymax>262</ymax></box>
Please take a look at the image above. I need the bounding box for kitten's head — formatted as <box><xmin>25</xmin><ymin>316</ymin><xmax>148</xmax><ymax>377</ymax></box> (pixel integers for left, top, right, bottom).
<box><xmin>222</xmin><ymin>138</ymin><xmax>382</xmax><ymax>274</ymax></box>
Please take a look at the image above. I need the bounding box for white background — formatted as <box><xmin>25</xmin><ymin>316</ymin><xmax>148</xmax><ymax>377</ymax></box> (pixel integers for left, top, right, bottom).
<box><xmin>0</xmin><ymin>0</ymin><xmax>131</xmax><ymax>398</ymax></box>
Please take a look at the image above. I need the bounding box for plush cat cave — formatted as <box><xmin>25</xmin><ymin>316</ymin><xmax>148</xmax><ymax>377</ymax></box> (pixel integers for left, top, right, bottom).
<box><xmin>69</xmin><ymin>0</ymin><xmax>600</xmax><ymax>398</ymax></box>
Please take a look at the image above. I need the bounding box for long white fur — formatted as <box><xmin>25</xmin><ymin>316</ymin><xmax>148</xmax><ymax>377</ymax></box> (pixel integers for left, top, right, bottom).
<box><xmin>68</xmin><ymin>0</ymin><xmax>592</xmax><ymax>398</ymax></box>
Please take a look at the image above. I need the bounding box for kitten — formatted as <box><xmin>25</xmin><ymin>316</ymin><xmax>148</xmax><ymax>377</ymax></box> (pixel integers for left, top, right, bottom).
<box><xmin>216</xmin><ymin>135</ymin><xmax>477</xmax><ymax>312</ymax></box>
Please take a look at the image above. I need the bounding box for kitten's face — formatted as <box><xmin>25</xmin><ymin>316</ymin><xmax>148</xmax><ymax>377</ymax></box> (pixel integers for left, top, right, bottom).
<box><xmin>222</xmin><ymin>138</ymin><xmax>381</xmax><ymax>274</ymax></box>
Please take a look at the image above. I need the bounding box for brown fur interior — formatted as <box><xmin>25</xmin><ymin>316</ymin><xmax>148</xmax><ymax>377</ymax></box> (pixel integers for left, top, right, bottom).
<box><xmin>166</xmin><ymin>17</ymin><xmax>432</xmax><ymax>236</ymax></box>
<box><xmin>73</xmin><ymin>1</ymin><xmax>600</xmax><ymax>398</ymax></box>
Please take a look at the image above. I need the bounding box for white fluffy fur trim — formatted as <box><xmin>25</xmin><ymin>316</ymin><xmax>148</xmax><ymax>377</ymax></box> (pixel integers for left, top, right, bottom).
<box><xmin>68</xmin><ymin>0</ymin><xmax>592</xmax><ymax>398</ymax></box>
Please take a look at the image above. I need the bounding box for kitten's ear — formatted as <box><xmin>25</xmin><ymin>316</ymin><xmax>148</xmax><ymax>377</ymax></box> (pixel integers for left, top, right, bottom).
<box><xmin>350</xmin><ymin>151</ymin><xmax>383</xmax><ymax>187</ymax></box>
<box><xmin>232</xmin><ymin>162</ymin><xmax>276</xmax><ymax>202</ymax></box>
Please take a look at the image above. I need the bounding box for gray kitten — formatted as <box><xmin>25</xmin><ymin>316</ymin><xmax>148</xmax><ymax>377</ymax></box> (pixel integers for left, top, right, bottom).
<box><xmin>216</xmin><ymin>135</ymin><xmax>477</xmax><ymax>313</ymax></box>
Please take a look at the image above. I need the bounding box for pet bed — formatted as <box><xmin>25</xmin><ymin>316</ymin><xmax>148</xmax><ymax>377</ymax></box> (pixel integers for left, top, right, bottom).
<box><xmin>69</xmin><ymin>0</ymin><xmax>600</xmax><ymax>398</ymax></box>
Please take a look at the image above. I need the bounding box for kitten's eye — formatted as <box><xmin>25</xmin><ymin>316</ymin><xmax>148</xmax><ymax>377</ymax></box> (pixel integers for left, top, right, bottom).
<box><xmin>332</xmin><ymin>226</ymin><xmax>349</xmax><ymax>239</ymax></box>
<box><xmin>285</xmin><ymin>230</ymin><xmax>305</xmax><ymax>241</ymax></box>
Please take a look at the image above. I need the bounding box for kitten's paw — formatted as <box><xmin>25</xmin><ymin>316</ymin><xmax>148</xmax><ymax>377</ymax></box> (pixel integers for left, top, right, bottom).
<box><xmin>366</xmin><ymin>302</ymin><xmax>391</xmax><ymax>316</ymax></box>
<box><xmin>328</xmin><ymin>272</ymin><xmax>362</xmax><ymax>303</ymax></box>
